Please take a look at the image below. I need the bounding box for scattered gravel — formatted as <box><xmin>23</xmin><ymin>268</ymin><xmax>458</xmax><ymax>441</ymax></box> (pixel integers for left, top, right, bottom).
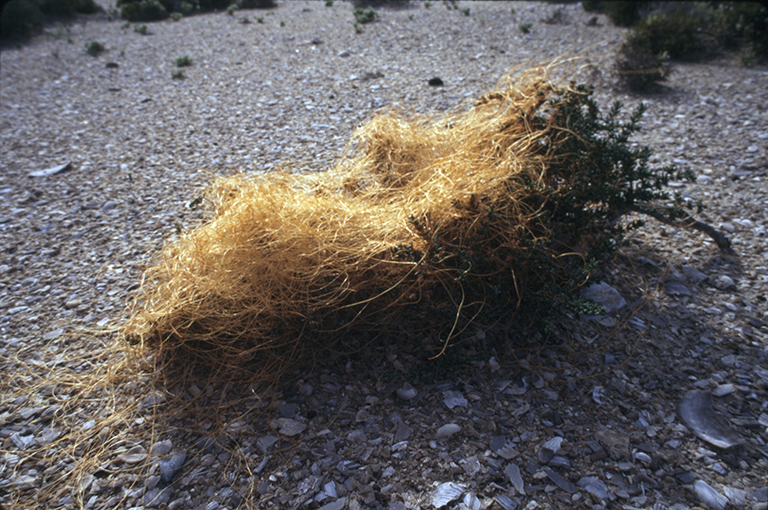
<box><xmin>1</xmin><ymin>2</ymin><xmax>767</xmax><ymax>510</ymax></box>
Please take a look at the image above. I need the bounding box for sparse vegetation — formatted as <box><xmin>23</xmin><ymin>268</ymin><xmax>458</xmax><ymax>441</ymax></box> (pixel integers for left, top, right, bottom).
<box><xmin>84</xmin><ymin>39</ymin><xmax>104</xmax><ymax>56</ymax></box>
<box><xmin>226</xmin><ymin>3</ymin><xmax>238</xmax><ymax>15</ymax></box>
<box><xmin>175</xmin><ymin>53</ymin><xmax>192</xmax><ymax>67</ymax></box>
<box><xmin>170</xmin><ymin>11</ymin><xmax>182</xmax><ymax>20</ymax></box>
<box><xmin>611</xmin><ymin>2</ymin><xmax>768</xmax><ymax>91</ymax></box>
<box><xmin>461</xmin><ymin>7</ymin><xmax>470</xmax><ymax>16</ymax></box>
<box><xmin>424</xmin><ymin>1</ymin><xmax>431</xmax><ymax>8</ymax></box>
<box><xmin>172</xmin><ymin>69</ymin><xmax>184</xmax><ymax>79</ymax></box>
<box><xmin>353</xmin><ymin>6</ymin><xmax>377</xmax><ymax>24</ymax></box>
<box><xmin>519</xmin><ymin>22</ymin><xmax>532</xmax><ymax>34</ymax></box>
<box><xmin>325</xmin><ymin>0</ymin><xmax>333</xmax><ymax>6</ymax></box>
<box><xmin>133</xmin><ymin>23</ymin><xmax>148</xmax><ymax>34</ymax></box>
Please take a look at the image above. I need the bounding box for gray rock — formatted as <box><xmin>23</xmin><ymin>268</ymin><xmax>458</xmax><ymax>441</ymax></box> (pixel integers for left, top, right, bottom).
<box><xmin>396</xmin><ymin>383</ymin><xmax>417</xmax><ymax>400</ymax></box>
<box><xmin>504</xmin><ymin>462</ymin><xmax>524</xmax><ymax>494</ymax></box>
<box><xmin>595</xmin><ymin>430</ymin><xmax>629</xmax><ymax>460</ymax></box>
<box><xmin>494</xmin><ymin>494</ymin><xmax>519</xmax><ymax>510</ymax></box>
<box><xmin>151</xmin><ymin>440</ymin><xmax>173</xmax><ymax>456</ymax></box>
<box><xmin>318</xmin><ymin>498</ymin><xmax>345</xmax><ymax>510</ymax></box>
<box><xmin>543</xmin><ymin>466</ymin><xmax>577</xmax><ymax>493</ymax></box>
<box><xmin>581</xmin><ymin>282</ymin><xmax>626</xmax><ymax>314</ymax></box>
<box><xmin>678</xmin><ymin>391</ymin><xmax>743</xmax><ymax>449</ymax></box>
<box><xmin>160</xmin><ymin>452</ymin><xmax>186</xmax><ymax>484</ymax></box>
<box><xmin>693</xmin><ymin>480</ymin><xmax>729</xmax><ymax>510</ymax></box>
<box><xmin>338</xmin><ymin>50</ymin><xmax>350</xmax><ymax>57</ymax></box>
<box><xmin>443</xmin><ymin>390</ymin><xmax>467</xmax><ymax>409</ymax></box>
<box><xmin>436</xmin><ymin>423</ymin><xmax>461</xmax><ymax>441</ymax></box>
<box><xmin>144</xmin><ymin>485</ymin><xmax>173</xmax><ymax>508</ymax></box>
<box><xmin>665</xmin><ymin>281</ymin><xmax>691</xmax><ymax>296</ymax></box>
<box><xmin>713</xmin><ymin>275</ymin><xmax>736</xmax><ymax>290</ymax></box>
<box><xmin>272</xmin><ymin>418</ymin><xmax>306</xmax><ymax>437</ymax></box>
<box><xmin>682</xmin><ymin>265</ymin><xmax>708</xmax><ymax>283</ymax></box>
<box><xmin>395</xmin><ymin>421</ymin><xmax>411</xmax><ymax>442</ymax></box>
<box><xmin>431</xmin><ymin>482</ymin><xmax>465</xmax><ymax>508</ymax></box>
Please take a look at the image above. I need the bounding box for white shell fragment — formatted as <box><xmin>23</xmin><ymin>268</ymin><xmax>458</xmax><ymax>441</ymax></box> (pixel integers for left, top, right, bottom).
<box><xmin>693</xmin><ymin>480</ymin><xmax>729</xmax><ymax>510</ymax></box>
<box><xmin>678</xmin><ymin>391</ymin><xmax>743</xmax><ymax>449</ymax></box>
<box><xmin>28</xmin><ymin>161</ymin><xmax>71</xmax><ymax>177</ymax></box>
<box><xmin>431</xmin><ymin>482</ymin><xmax>466</xmax><ymax>508</ymax></box>
<box><xmin>120</xmin><ymin>445</ymin><xmax>148</xmax><ymax>464</ymax></box>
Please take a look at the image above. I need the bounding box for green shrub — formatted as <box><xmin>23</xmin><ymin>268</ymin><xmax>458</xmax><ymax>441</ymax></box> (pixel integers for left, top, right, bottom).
<box><xmin>461</xmin><ymin>7</ymin><xmax>469</xmax><ymax>16</ymax></box>
<box><xmin>85</xmin><ymin>39</ymin><xmax>104</xmax><ymax>55</ymax></box>
<box><xmin>1</xmin><ymin>0</ymin><xmax>42</xmax><ymax>39</ymax></box>
<box><xmin>711</xmin><ymin>2</ymin><xmax>768</xmax><ymax>62</ymax></box>
<box><xmin>180</xmin><ymin>1</ymin><xmax>195</xmax><ymax>15</ymax></box>
<box><xmin>175</xmin><ymin>53</ymin><xmax>192</xmax><ymax>66</ymax></box>
<box><xmin>519</xmin><ymin>22</ymin><xmax>531</xmax><ymax>33</ymax></box>
<box><xmin>226</xmin><ymin>4</ymin><xmax>238</xmax><ymax>15</ymax></box>
<box><xmin>582</xmin><ymin>1</ymin><xmax>647</xmax><ymax>27</ymax></box>
<box><xmin>1</xmin><ymin>0</ymin><xmax>100</xmax><ymax>40</ymax></box>
<box><xmin>627</xmin><ymin>8</ymin><xmax>707</xmax><ymax>61</ymax></box>
<box><xmin>133</xmin><ymin>23</ymin><xmax>147</xmax><ymax>34</ymax></box>
<box><xmin>353</xmin><ymin>6</ymin><xmax>377</xmax><ymax>24</ymax></box>
<box><xmin>172</xmin><ymin>69</ymin><xmax>184</xmax><ymax>79</ymax></box>
<box><xmin>170</xmin><ymin>11</ymin><xmax>182</xmax><ymax>20</ymax></box>
<box><xmin>325</xmin><ymin>0</ymin><xmax>333</xmax><ymax>6</ymax></box>
<box><xmin>118</xmin><ymin>0</ymin><xmax>168</xmax><ymax>21</ymax></box>
<box><xmin>237</xmin><ymin>0</ymin><xmax>276</xmax><ymax>7</ymax></box>
<box><xmin>616</xmin><ymin>43</ymin><xmax>670</xmax><ymax>92</ymax></box>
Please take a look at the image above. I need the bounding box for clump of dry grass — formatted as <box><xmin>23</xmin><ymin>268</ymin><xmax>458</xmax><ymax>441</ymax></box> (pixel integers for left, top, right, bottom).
<box><xmin>122</xmin><ymin>64</ymin><xmax>602</xmax><ymax>378</ymax></box>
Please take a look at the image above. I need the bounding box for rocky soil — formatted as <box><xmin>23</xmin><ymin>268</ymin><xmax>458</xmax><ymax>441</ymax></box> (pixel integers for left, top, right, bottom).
<box><xmin>1</xmin><ymin>2</ymin><xmax>767</xmax><ymax>510</ymax></box>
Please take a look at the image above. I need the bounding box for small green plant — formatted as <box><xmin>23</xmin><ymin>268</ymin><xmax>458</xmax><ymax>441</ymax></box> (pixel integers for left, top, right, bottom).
<box><xmin>121</xmin><ymin>21</ymin><xmax>131</xmax><ymax>28</ymax></box>
<box><xmin>510</xmin><ymin>7</ymin><xmax>515</xmax><ymax>14</ymax></box>
<box><xmin>256</xmin><ymin>16</ymin><xmax>263</xmax><ymax>22</ymax></box>
<box><xmin>461</xmin><ymin>7</ymin><xmax>469</xmax><ymax>16</ymax></box>
<box><xmin>133</xmin><ymin>23</ymin><xmax>147</xmax><ymax>34</ymax></box>
<box><xmin>408</xmin><ymin>13</ymin><xmax>413</xmax><ymax>20</ymax></box>
<box><xmin>424</xmin><ymin>1</ymin><xmax>431</xmax><ymax>7</ymax></box>
<box><xmin>172</xmin><ymin>69</ymin><xmax>184</xmax><ymax>79</ymax></box>
<box><xmin>226</xmin><ymin>4</ymin><xmax>238</xmax><ymax>15</ymax></box>
<box><xmin>85</xmin><ymin>40</ymin><xmax>105</xmax><ymax>56</ymax></box>
<box><xmin>279</xmin><ymin>20</ymin><xmax>284</xmax><ymax>27</ymax></box>
<box><xmin>353</xmin><ymin>6</ymin><xmax>377</xmax><ymax>24</ymax></box>
<box><xmin>180</xmin><ymin>1</ymin><xmax>194</xmax><ymax>16</ymax></box>
<box><xmin>170</xmin><ymin>11</ymin><xmax>182</xmax><ymax>21</ymax></box>
<box><xmin>615</xmin><ymin>44</ymin><xmax>670</xmax><ymax>92</ymax></box>
<box><xmin>175</xmin><ymin>53</ymin><xmax>192</xmax><ymax>67</ymax></box>
<box><xmin>325</xmin><ymin>0</ymin><xmax>333</xmax><ymax>6</ymax></box>
<box><xmin>519</xmin><ymin>22</ymin><xmax>532</xmax><ymax>34</ymax></box>
<box><xmin>354</xmin><ymin>22</ymin><xmax>362</xmax><ymax>33</ymax></box>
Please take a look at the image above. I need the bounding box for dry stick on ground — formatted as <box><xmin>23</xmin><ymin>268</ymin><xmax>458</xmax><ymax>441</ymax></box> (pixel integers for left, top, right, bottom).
<box><xmin>630</xmin><ymin>202</ymin><xmax>735</xmax><ymax>255</ymax></box>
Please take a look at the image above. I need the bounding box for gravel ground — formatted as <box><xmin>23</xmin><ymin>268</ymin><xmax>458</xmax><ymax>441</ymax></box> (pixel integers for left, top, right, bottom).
<box><xmin>1</xmin><ymin>2</ymin><xmax>767</xmax><ymax>510</ymax></box>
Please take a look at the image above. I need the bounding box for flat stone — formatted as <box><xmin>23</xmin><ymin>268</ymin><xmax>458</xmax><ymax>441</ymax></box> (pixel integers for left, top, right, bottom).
<box><xmin>436</xmin><ymin>423</ymin><xmax>461</xmax><ymax>441</ymax></box>
<box><xmin>272</xmin><ymin>418</ymin><xmax>306</xmax><ymax>437</ymax></box>
<box><xmin>581</xmin><ymin>282</ymin><xmax>626</xmax><ymax>314</ymax></box>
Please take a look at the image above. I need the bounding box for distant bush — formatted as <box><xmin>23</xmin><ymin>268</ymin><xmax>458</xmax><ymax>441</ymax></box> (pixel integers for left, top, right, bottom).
<box><xmin>582</xmin><ymin>1</ymin><xmax>647</xmax><ymax>27</ymax></box>
<box><xmin>1</xmin><ymin>0</ymin><xmax>100</xmax><ymax>40</ymax></box>
<box><xmin>353</xmin><ymin>6</ymin><xmax>378</xmax><ymax>24</ymax></box>
<box><xmin>117</xmin><ymin>0</ymin><xmax>168</xmax><ymax>21</ymax></box>
<box><xmin>116</xmin><ymin>0</ymin><xmax>273</xmax><ymax>22</ymax></box>
<box><xmin>711</xmin><ymin>2</ymin><xmax>768</xmax><ymax>63</ymax></box>
<box><xmin>237</xmin><ymin>0</ymin><xmax>276</xmax><ymax>8</ymax></box>
<box><xmin>84</xmin><ymin>39</ymin><xmax>105</xmax><ymax>56</ymax></box>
